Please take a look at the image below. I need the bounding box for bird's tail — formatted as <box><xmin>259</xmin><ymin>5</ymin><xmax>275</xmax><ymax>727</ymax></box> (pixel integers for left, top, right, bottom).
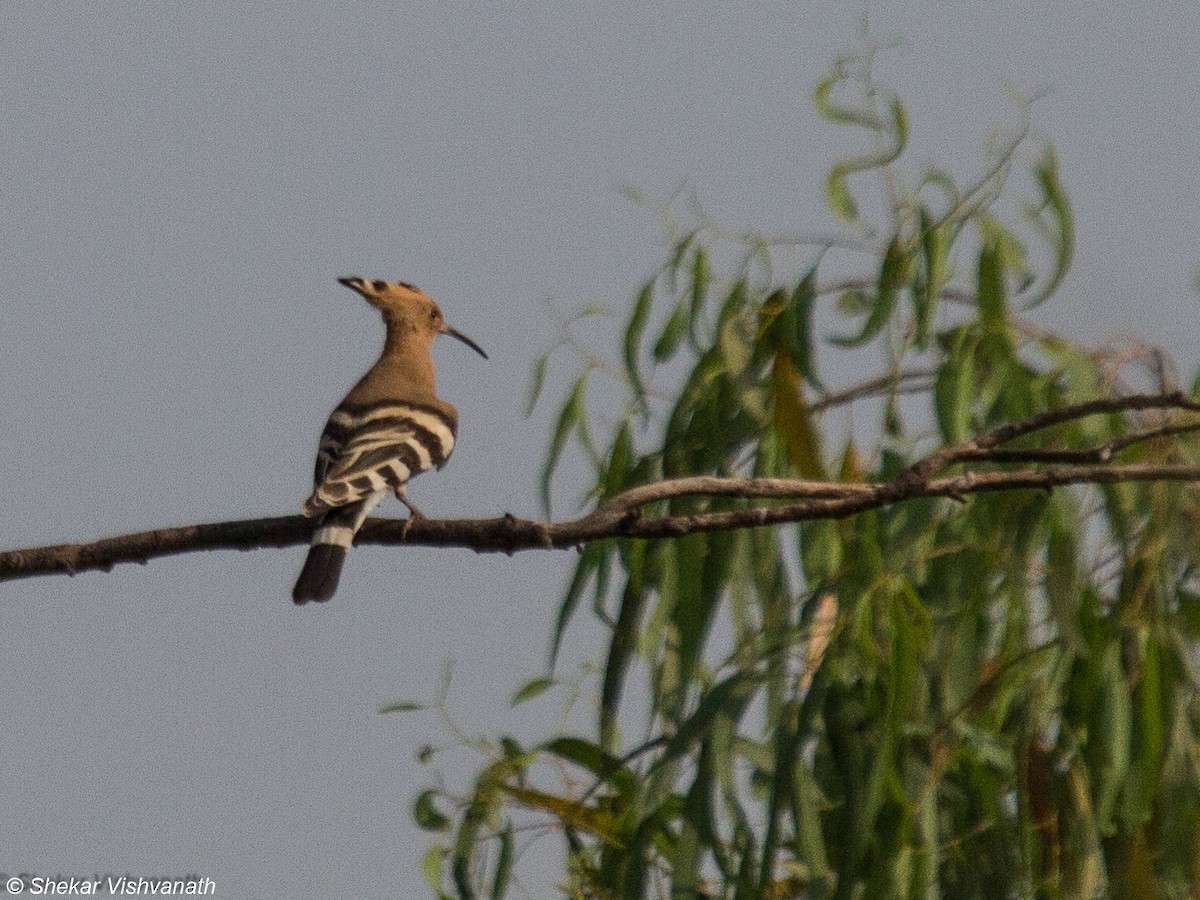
<box><xmin>292</xmin><ymin>491</ymin><xmax>386</xmax><ymax>604</ymax></box>
<box><xmin>292</xmin><ymin>544</ymin><xmax>347</xmax><ymax>603</ymax></box>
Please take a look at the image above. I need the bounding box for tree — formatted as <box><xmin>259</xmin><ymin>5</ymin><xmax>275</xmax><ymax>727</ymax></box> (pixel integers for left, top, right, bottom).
<box><xmin>402</xmin><ymin>52</ymin><xmax>1200</xmax><ymax>899</ymax></box>
<box><xmin>5</xmin><ymin>48</ymin><xmax>1199</xmax><ymax>900</ymax></box>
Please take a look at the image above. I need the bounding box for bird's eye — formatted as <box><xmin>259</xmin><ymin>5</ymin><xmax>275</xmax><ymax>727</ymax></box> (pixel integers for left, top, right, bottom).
<box><xmin>430</xmin><ymin>309</ymin><xmax>439</xmax><ymax>320</ymax></box>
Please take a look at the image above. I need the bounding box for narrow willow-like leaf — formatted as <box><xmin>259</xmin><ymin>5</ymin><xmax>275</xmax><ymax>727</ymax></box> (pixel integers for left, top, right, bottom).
<box><xmin>414</xmin><ymin>789</ymin><xmax>452</xmax><ymax>832</ymax></box>
<box><xmin>772</xmin><ymin>351</ymin><xmax>824</xmax><ymax>479</ymax></box>
<box><xmin>510</xmin><ymin>677</ymin><xmax>555</xmax><ymax>707</ymax></box>
<box><xmin>540</xmin><ymin>374</ymin><xmax>586</xmax><ymax>514</ymax></box>
<box><xmin>827</xmin><ymin>164</ymin><xmax>858</xmax><ymax>223</ymax></box>
<box><xmin>799</xmin><ymin>519</ymin><xmax>842</xmax><ymax>585</ymax></box>
<box><xmin>549</xmin><ymin>539</ymin><xmax>608</xmax><ymax>669</ymax></box>
<box><xmin>889</xmin><ymin>96</ymin><xmax>909</xmax><ymax>157</ymax></box>
<box><xmin>600</xmin><ymin>540</ymin><xmax>648</xmax><ymax>750</ymax></box>
<box><xmin>601</xmin><ymin>422</ymin><xmax>633</xmax><ymax>501</ymax></box>
<box><xmin>688</xmin><ymin>246</ymin><xmax>711</xmax><ymax>348</ymax></box>
<box><xmin>673</xmin><ymin>781</ymin><xmax>707</xmax><ymax>897</ymax></box>
<box><xmin>1125</xmin><ymin>634</ymin><xmax>1167</xmax><ymax>825</ymax></box>
<box><xmin>830</xmin><ymin>235</ymin><xmax>906</xmax><ymax>347</ymax></box>
<box><xmin>1025</xmin><ymin>147</ymin><xmax>1074</xmax><ymax>308</ymax></box>
<box><xmin>668</xmin><ymin>533</ymin><xmax>709</xmax><ymax>692</ymax></box>
<box><xmin>1046</xmin><ymin>501</ymin><xmax>1085</xmax><ymax>654</ymax></box>
<box><xmin>915</xmin><ymin>208</ymin><xmax>946</xmax><ymax>349</ymax></box>
<box><xmin>758</xmin><ymin>702</ymin><xmax>801</xmax><ymax>892</ymax></box>
<box><xmin>650</xmin><ymin>672</ymin><xmax>760</xmax><ymax>775</ymax></box>
<box><xmin>624</xmin><ymin>280</ymin><xmax>656</xmax><ymax>411</ymax></box>
<box><xmin>490</xmin><ymin>823</ymin><xmax>513</xmax><ymax>900</ymax></box>
<box><xmin>669</xmin><ymin>231</ymin><xmax>699</xmax><ymax>281</ymax></box>
<box><xmin>919</xmin><ymin>167</ymin><xmax>960</xmax><ymax>206</ymax></box>
<box><xmin>933</xmin><ymin>328</ymin><xmax>977</xmax><ymax>444</ymax></box>
<box><xmin>692</xmin><ymin>245</ymin><xmax>710</xmax><ymax>312</ymax></box>
<box><xmin>791</xmin><ymin>760</ymin><xmax>833</xmax><ymax>897</ymax></box>
<box><xmin>542</xmin><ymin>736</ymin><xmax>636</xmax><ymax>797</ymax></box>
<box><xmin>452</xmin><ymin>806</ymin><xmax>483</xmax><ymax>900</ymax></box>
<box><xmin>1093</xmin><ymin>645</ymin><xmax>1133</xmax><ymax>832</ymax></box>
<box><xmin>979</xmin><ymin>215</ymin><xmax>1030</xmax><ymax>288</ymax></box>
<box><xmin>653</xmin><ymin>300</ymin><xmax>689</xmax><ymax>362</ymax></box>
<box><xmin>422</xmin><ymin>845</ymin><xmax>445</xmax><ymax>896</ymax></box>
<box><xmin>503</xmin><ymin>784</ymin><xmax>627</xmax><ymax>847</ymax></box>
<box><xmin>378</xmin><ymin>701</ymin><xmax>425</xmax><ymax>714</ymax></box>
<box><xmin>524</xmin><ymin>352</ymin><xmax>549</xmax><ymax>418</ymax></box>
<box><xmin>813</xmin><ymin>73</ymin><xmax>881</xmax><ymax>130</ymax></box>
<box><xmin>977</xmin><ymin>239</ymin><xmax>1009</xmax><ymax>345</ymax></box>
<box><xmin>782</xmin><ymin>268</ymin><xmax>821</xmax><ymax>389</ymax></box>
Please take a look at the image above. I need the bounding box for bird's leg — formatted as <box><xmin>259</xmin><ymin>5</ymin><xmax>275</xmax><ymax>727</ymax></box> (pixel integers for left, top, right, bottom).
<box><xmin>396</xmin><ymin>485</ymin><xmax>426</xmax><ymax>541</ymax></box>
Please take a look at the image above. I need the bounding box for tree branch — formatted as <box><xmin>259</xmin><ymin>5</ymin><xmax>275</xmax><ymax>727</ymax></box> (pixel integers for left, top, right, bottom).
<box><xmin>3</xmin><ymin>392</ymin><xmax>1199</xmax><ymax>585</ymax></box>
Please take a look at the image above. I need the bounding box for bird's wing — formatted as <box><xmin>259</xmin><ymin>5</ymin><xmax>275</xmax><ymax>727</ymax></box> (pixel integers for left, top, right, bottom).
<box><xmin>304</xmin><ymin>402</ymin><xmax>457</xmax><ymax>517</ymax></box>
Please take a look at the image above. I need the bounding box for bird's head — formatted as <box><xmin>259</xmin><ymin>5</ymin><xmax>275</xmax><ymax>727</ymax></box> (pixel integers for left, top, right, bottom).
<box><xmin>337</xmin><ymin>276</ymin><xmax>487</xmax><ymax>359</ymax></box>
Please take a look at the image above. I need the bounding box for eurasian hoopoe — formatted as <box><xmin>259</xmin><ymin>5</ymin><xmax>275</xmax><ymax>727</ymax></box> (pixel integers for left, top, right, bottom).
<box><xmin>292</xmin><ymin>277</ymin><xmax>487</xmax><ymax>604</ymax></box>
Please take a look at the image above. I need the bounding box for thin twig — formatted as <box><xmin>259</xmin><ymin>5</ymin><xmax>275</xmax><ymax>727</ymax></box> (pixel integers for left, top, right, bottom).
<box><xmin>811</xmin><ymin>368</ymin><xmax>935</xmax><ymax>414</ymax></box>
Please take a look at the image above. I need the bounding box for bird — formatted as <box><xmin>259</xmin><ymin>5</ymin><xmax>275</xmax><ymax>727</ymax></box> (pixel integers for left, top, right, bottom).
<box><xmin>292</xmin><ymin>277</ymin><xmax>487</xmax><ymax>604</ymax></box>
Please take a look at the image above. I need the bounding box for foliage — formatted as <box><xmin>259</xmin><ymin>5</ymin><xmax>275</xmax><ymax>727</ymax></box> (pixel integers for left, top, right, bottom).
<box><xmin>405</xmin><ymin>51</ymin><xmax>1200</xmax><ymax>898</ymax></box>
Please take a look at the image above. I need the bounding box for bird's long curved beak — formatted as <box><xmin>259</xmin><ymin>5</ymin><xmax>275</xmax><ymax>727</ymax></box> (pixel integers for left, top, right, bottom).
<box><xmin>443</xmin><ymin>325</ymin><xmax>488</xmax><ymax>359</ymax></box>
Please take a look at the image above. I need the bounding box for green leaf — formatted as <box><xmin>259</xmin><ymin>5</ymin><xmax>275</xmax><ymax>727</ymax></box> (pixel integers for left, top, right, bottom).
<box><xmin>1025</xmin><ymin>147</ymin><xmax>1074</xmax><ymax>308</ymax></box>
<box><xmin>524</xmin><ymin>352</ymin><xmax>549</xmax><ymax>418</ymax></box>
<box><xmin>791</xmin><ymin>761</ymin><xmax>834</xmax><ymax>895</ymax></box>
<box><xmin>421</xmin><ymin>844</ymin><xmax>445</xmax><ymax>895</ymax></box>
<box><xmin>889</xmin><ymin>96</ymin><xmax>909</xmax><ymax>157</ymax></box>
<box><xmin>977</xmin><ymin>238</ymin><xmax>1008</xmax><ymax>338</ymax></box>
<box><xmin>490</xmin><ymin>824</ymin><xmax>514</xmax><ymax>899</ymax></box>
<box><xmin>453</xmin><ymin>772</ymin><xmax>499</xmax><ymax>900</ymax></box>
<box><xmin>813</xmin><ymin>73</ymin><xmax>880</xmax><ymax>130</ymax></box>
<box><xmin>601</xmin><ymin>540</ymin><xmax>648</xmax><ymax>750</ymax></box>
<box><xmin>549</xmin><ymin>539</ymin><xmax>608</xmax><ymax>669</ymax></box>
<box><xmin>510</xmin><ymin>677</ymin><xmax>555</xmax><ymax>707</ymax></box>
<box><xmin>601</xmin><ymin>422</ymin><xmax>633</xmax><ymax>501</ymax></box>
<box><xmin>831</xmin><ymin>236</ymin><xmax>906</xmax><ymax>348</ymax></box>
<box><xmin>827</xmin><ymin>164</ymin><xmax>858</xmax><ymax>223</ymax></box>
<box><xmin>650</xmin><ymin>672</ymin><xmax>760</xmax><ymax>773</ymax></box>
<box><xmin>670</xmin><ymin>533</ymin><xmax>717</xmax><ymax>687</ymax></box>
<box><xmin>669</xmin><ymin>230</ymin><xmax>699</xmax><ymax>278</ymax></box>
<box><xmin>1093</xmin><ymin>645</ymin><xmax>1133</xmax><ymax>831</ymax></box>
<box><xmin>543</xmin><ymin>736</ymin><xmax>636</xmax><ymax>798</ymax></box>
<box><xmin>1125</xmin><ymin>635</ymin><xmax>1167</xmax><ymax>825</ymax></box>
<box><xmin>692</xmin><ymin>245</ymin><xmax>709</xmax><ymax>312</ymax></box>
<box><xmin>414</xmin><ymin>789</ymin><xmax>453</xmax><ymax>832</ymax></box>
<box><xmin>624</xmin><ymin>280</ymin><xmax>656</xmax><ymax>411</ymax></box>
<box><xmin>759</xmin><ymin>702</ymin><xmax>801</xmax><ymax>891</ymax></box>
<box><xmin>378</xmin><ymin>701</ymin><xmax>425</xmax><ymax>714</ymax></box>
<box><xmin>543</xmin><ymin>736</ymin><xmax>621</xmax><ymax>775</ymax></box>
<box><xmin>652</xmin><ymin>300</ymin><xmax>688</xmax><ymax>362</ymax></box>
<box><xmin>776</xmin><ymin>269</ymin><xmax>821</xmax><ymax>390</ymax></box>
<box><xmin>540</xmin><ymin>374</ymin><xmax>586</xmax><ymax>514</ymax></box>
<box><xmin>915</xmin><ymin>208</ymin><xmax>947</xmax><ymax>349</ymax></box>
<box><xmin>502</xmin><ymin>785</ymin><xmax>626</xmax><ymax>847</ymax></box>
<box><xmin>934</xmin><ymin>328</ymin><xmax>977</xmax><ymax>444</ymax></box>
<box><xmin>919</xmin><ymin>168</ymin><xmax>960</xmax><ymax>207</ymax></box>
<box><xmin>1177</xmin><ymin>588</ymin><xmax>1200</xmax><ymax>638</ymax></box>
<box><xmin>1045</xmin><ymin>502</ymin><xmax>1085</xmax><ymax>654</ymax></box>
<box><xmin>773</xmin><ymin>351</ymin><xmax>824</xmax><ymax>479</ymax></box>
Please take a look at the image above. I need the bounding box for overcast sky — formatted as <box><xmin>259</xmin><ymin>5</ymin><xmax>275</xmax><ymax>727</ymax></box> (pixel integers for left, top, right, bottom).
<box><xmin>3</xmin><ymin>3</ymin><xmax>1198</xmax><ymax>898</ymax></box>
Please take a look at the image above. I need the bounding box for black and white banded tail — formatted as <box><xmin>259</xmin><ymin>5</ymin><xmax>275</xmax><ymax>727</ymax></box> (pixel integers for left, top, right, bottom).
<box><xmin>292</xmin><ymin>400</ymin><xmax>457</xmax><ymax>604</ymax></box>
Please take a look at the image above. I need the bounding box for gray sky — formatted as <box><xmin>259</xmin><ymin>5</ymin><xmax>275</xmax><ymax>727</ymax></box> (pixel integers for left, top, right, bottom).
<box><xmin>3</xmin><ymin>3</ymin><xmax>1198</xmax><ymax>898</ymax></box>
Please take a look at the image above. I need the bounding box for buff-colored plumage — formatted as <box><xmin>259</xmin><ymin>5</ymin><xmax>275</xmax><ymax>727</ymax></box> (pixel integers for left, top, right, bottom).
<box><xmin>292</xmin><ymin>277</ymin><xmax>486</xmax><ymax>604</ymax></box>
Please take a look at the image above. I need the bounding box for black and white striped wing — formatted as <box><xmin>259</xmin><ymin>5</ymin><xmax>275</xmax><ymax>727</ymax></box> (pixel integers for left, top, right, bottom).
<box><xmin>303</xmin><ymin>402</ymin><xmax>457</xmax><ymax>517</ymax></box>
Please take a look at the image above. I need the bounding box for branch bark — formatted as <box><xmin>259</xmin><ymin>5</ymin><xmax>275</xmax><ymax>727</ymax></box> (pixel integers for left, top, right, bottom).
<box><xmin>3</xmin><ymin>392</ymin><xmax>1199</xmax><ymax>584</ymax></box>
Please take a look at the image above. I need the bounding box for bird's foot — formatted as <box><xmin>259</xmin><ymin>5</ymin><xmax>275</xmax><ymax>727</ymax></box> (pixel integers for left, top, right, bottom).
<box><xmin>397</xmin><ymin>496</ymin><xmax>428</xmax><ymax>542</ymax></box>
